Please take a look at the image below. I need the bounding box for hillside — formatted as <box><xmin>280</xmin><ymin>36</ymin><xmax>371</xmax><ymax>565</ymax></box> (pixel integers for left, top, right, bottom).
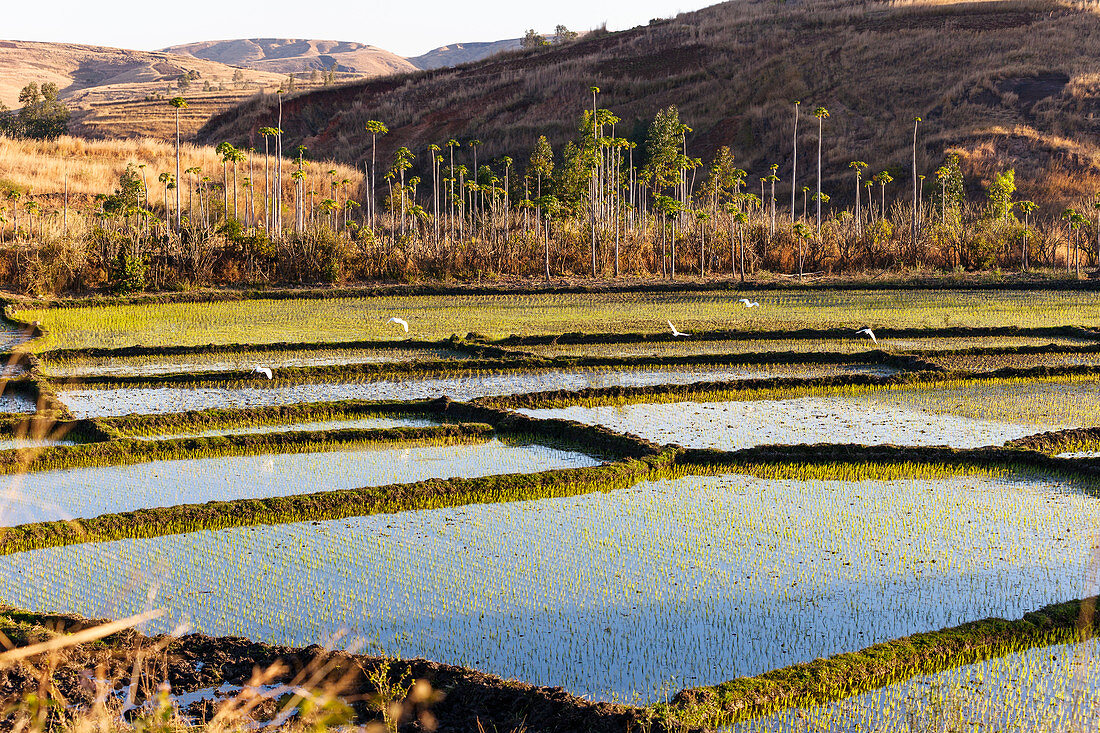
<box><xmin>0</xmin><ymin>40</ymin><xmax>289</xmax><ymax>139</ymax></box>
<box><xmin>161</xmin><ymin>39</ymin><xmax>416</xmax><ymax>76</ymax></box>
<box><xmin>196</xmin><ymin>0</ymin><xmax>1100</xmax><ymax>212</ymax></box>
<box><xmin>408</xmin><ymin>39</ymin><xmax>521</xmax><ymax>70</ymax></box>
<box><xmin>0</xmin><ymin>40</ymin><xmax>282</xmax><ymax>108</ymax></box>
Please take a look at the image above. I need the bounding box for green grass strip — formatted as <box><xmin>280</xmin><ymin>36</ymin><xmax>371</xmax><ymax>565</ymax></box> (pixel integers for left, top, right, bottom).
<box><xmin>654</xmin><ymin>597</ymin><xmax>1095</xmax><ymax>728</ymax></box>
<box><xmin>0</xmin><ymin>453</ymin><xmax>672</xmax><ymax>556</ymax></box>
<box><xmin>95</xmin><ymin>399</ymin><xmax>446</xmax><ymax>437</ymax></box>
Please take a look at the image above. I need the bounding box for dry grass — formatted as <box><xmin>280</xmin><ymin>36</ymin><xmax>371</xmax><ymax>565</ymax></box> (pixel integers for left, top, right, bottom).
<box><xmin>0</xmin><ymin>135</ymin><xmax>363</xmax><ymax>201</ymax></box>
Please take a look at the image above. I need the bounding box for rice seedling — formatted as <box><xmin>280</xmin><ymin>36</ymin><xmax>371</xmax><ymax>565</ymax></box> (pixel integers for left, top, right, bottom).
<box><xmin>122</xmin><ymin>416</ymin><xmax>440</xmax><ymax>441</ymax></box>
<box><xmin>19</xmin><ymin>289</ymin><xmax>1100</xmax><ymax>350</ymax></box>
<box><xmin>533</xmin><ymin>335</ymin><xmax>1100</xmax><ymax>360</ymax></box>
<box><xmin>40</xmin><ymin>346</ymin><xmax>468</xmax><ymax>379</ymax></box>
<box><xmin>518</xmin><ymin>374</ymin><xmax>1100</xmax><ymax>450</ymax></box>
<box><xmin>929</xmin><ymin>352</ymin><xmax>1100</xmax><ymax>372</ymax></box>
<box><xmin>54</xmin><ymin>363</ymin><xmax>894</xmax><ymax>419</ymax></box>
<box><xmin>0</xmin><ymin>438</ymin><xmax>599</xmax><ymax>527</ymax></box>
<box><xmin>0</xmin><ymin>470</ymin><xmax>1094</xmax><ymax>706</ymax></box>
<box><xmin>731</xmin><ymin>635</ymin><xmax>1100</xmax><ymax>733</ymax></box>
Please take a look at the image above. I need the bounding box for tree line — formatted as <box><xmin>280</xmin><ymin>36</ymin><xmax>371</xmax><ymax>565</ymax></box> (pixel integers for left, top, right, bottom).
<box><xmin>1</xmin><ymin>87</ymin><xmax>1098</xmax><ymax>296</ymax></box>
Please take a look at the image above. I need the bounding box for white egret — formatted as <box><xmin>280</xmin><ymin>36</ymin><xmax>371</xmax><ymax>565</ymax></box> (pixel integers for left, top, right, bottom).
<box><xmin>739</xmin><ymin>298</ymin><xmax>760</xmax><ymax>308</ymax></box>
<box><xmin>253</xmin><ymin>367</ymin><xmax>273</xmax><ymax>379</ymax></box>
<box><xmin>387</xmin><ymin>317</ymin><xmax>409</xmax><ymax>333</ymax></box>
<box><xmin>855</xmin><ymin>327</ymin><xmax>877</xmax><ymax>343</ymax></box>
<box><xmin>668</xmin><ymin>321</ymin><xmax>690</xmax><ymax>337</ymax></box>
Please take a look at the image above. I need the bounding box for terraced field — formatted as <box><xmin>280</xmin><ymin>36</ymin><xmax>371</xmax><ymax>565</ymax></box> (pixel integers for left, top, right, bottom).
<box><xmin>1</xmin><ymin>287</ymin><xmax>1099</xmax><ymax>731</ymax></box>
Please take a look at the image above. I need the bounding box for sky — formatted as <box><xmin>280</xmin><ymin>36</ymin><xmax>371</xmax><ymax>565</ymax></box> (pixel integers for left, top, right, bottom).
<box><xmin>6</xmin><ymin>0</ymin><xmax>709</xmax><ymax>58</ymax></box>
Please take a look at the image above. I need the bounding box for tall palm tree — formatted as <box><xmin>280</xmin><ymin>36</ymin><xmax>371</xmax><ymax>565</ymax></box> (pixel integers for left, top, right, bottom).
<box><xmin>813</xmin><ymin>107</ymin><xmax>829</xmax><ymax>242</ymax></box>
<box><xmin>911</xmin><ymin>116</ymin><xmax>922</xmax><ymax>246</ymax></box>
<box><xmin>791</xmin><ymin>101</ymin><xmax>800</xmax><ymax>220</ymax></box>
<box><xmin>258</xmin><ymin>127</ymin><xmax>279</xmax><ymax>233</ymax></box>
<box><xmin>216</xmin><ymin>142</ymin><xmax>233</xmax><ymax>219</ymax></box>
<box><xmin>169</xmin><ymin>97</ymin><xmax>187</xmax><ymax>231</ymax></box>
<box><xmin>874</xmin><ymin>171</ymin><xmax>893</xmax><ymax>220</ymax></box>
<box><xmin>766</xmin><ymin>164</ymin><xmax>780</xmax><ymax>235</ymax></box>
<box><xmin>849</xmin><ymin>162</ymin><xmax>867</xmax><ymax>236</ymax></box>
<box><xmin>158</xmin><ymin>172</ymin><xmax>174</xmax><ymax>232</ymax></box>
<box><xmin>365</xmin><ymin>120</ymin><xmax>389</xmax><ymax>231</ymax></box>
<box><xmin>590</xmin><ymin>86</ymin><xmax>600</xmax><ymax>278</ymax></box>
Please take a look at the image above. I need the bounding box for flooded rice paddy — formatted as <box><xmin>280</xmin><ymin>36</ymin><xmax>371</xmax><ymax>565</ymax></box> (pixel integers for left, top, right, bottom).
<box><xmin>42</xmin><ymin>347</ymin><xmax>468</xmax><ymax>378</ymax></box>
<box><xmin>734</xmin><ymin>637</ymin><xmax>1100</xmax><ymax>733</ymax></box>
<box><xmin>0</xmin><ymin>439</ymin><xmax>598</xmax><ymax>526</ymax></box>
<box><xmin>928</xmin><ymin>352</ymin><xmax>1100</xmax><ymax>372</ymax></box>
<box><xmin>56</xmin><ymin>363</ymin><xmax>892</xmax><ymax>418</ymax></box>
<box><xmin>0</xmin><ymin>472</ymin><xmax>1094</xmax><ymax>702</ymax></box>
<box><xmin>521</xmin><ymin>379</ymin><xmax>1100</xmax><ymax>449</ymax></box>
<box><xmin>533</xmin><ymin>336</ymin><xmax>1097</xmax><ymax>359</ymax></box>
<box><xmin>122</xmin><ymin>415</ymin><xmax>440</xmax><ymax>440</ymax></box>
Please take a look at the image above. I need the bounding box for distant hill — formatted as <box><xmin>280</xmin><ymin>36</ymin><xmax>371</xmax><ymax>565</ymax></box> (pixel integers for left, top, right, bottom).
<box><xmin>0</xmin><ymin>40</ymin><xmax>282</xmax><ymax>108</ymax></box>
<box><xmin>161</xmin><ymin>38</ymin><xmax>416</xmax><ymax>76</ymax></box>
<box><xmin>408</xmin><ymin>39</ymin><xmax>521</xmax><ymax>70</ymax></box>
<box><xmin>0</xmin><ymin>40</ymin><xmax>289</xmax><ymax>139</ymax></box>
<box><xmin>196</xmin><ymin>0</ymin><xmax>1100</xmax><ymax>213</ymax></box>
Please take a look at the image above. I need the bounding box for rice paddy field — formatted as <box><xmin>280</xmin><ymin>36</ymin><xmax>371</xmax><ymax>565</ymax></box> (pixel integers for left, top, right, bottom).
<box><xmin>40</xmin><ymin>346</ymin><xmax>469</xmax><ymax>378</ymax></box>
<box><xmin>3</xmin><ymin>286</ymin><xmax>1100</xmax><ymax>731</ymax></box>
<box><xmin>17</xmin><ymin>289</ymin><xmax>1100</xmax><ymax>349</ymax></box>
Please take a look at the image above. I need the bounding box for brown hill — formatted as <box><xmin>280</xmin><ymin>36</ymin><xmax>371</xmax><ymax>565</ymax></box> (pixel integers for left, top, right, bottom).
<box><xmin>161</xmin><ymin>39</ymin><xmax>416</xmax><ymax>76</ymax></box>
<box><xmin>0</xmin><ymin>40</ymin><xmax>288</xmax><ymax>139</ymax></box>
<box><xmin>0</xmin><ymin>40</ymin><xmax>283</xmax><ymax>108</ymax></box>
<box><xmin>408</xmin><ymin>39</ymin><xmax>521</xmax><ymax>70</ymax></box>
<box><xmin>195</xmin><ymin>0</ymin><xmax>1100</xmax><ymax>212</ymax></box>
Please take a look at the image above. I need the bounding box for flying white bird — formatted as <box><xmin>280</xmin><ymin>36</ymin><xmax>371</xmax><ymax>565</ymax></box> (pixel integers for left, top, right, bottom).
<box><xmin>855</xmin><ymin>328</ymin><xmax>877</xmax><ymax>343</ymax></box>
<box><xmin>253</xmin><ymin>367</ymin><xmax>273</xmax><ymax>379</ymax></box>
<box><xmin>386</xmin><ymin>317</ymin><xmax>409</xmax><ymax>333</ymax></box>
<box><xmin>739</xmin><ymin>298</ymin><xmax>760</xmax><ymax>308</ymax></box>
<box><xmin>668</xmin><ymin>320</ymin><xmax>690</xmax><ymax>337</ymax></box>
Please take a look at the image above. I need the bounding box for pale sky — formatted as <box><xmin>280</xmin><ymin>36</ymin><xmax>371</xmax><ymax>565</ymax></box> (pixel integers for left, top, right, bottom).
<box><xmin>6</xmin><ymin>0</ymin><xmax>709</xmax><ymax>58</ymax></box>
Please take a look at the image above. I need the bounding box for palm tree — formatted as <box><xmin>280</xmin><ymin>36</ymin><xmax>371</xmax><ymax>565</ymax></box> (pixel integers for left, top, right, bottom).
<box><xmin>158</xmin><ymin>172</ymin><xmax>174</xmax><ymax>233</ymax></box>
<box><xmin>813</xmin><ymin>107</ymin><xmax>829</xmax><ymax>242</ymax></box>
<box><xmin>216</xmin><ymin>142</ymin><xmax>233</xmax><ymax>219</ymax></box>
<box><xmin>874</xmin><ymin>171</ymin><xmax>893</xmax><ymax>220</ymax></box>
<box><xmin>258</xmin><ymin>127</ymin><xmax>279</xmax><ymax>233</ymax></box>
<box><xmin>365</xmin><ymin>120</ymin><xmax>389</xmax><ymax>231</ymax></box>
<box><xmin>791</xmin><ymin>101</ymin><xmax>800</xmax><ymax>220</ymax></box>
<box><xmin>766</xmin><ymin>164</ymin><xmax>780</xmax><ymax>235</ymax></box>
<box><xmin>169</xmin><ymin>96</ymin><xmax>187</xmax><ymax>231</ymax></box>
<box><xmin>590</xmin><ymin>86</ymin><xmax>600</xmax><ymax>278</ymax></box>
<box><xmin>849</xmin><ymin>162</ymin><xmax>867</xmax><ymax>236</ymax></box>
<box><xmin>911</xmin><ymin>117</ymin><xmax>922</xmax><ymax>246</ymax></box>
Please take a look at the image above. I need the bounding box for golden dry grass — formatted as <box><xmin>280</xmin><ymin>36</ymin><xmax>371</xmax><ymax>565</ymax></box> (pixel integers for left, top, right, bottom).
<box><xmin>0</xmin><ymin>135</ymin><xmax>363</xmax><ymax>200</ymax></box>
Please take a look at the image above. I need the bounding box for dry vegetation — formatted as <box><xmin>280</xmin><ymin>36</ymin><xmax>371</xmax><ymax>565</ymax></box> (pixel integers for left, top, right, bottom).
<box><xmin>0</xmin><ymin>135</ymin><xmax>361</xmax><ymax>204</ymax></box>
<box><xmin>198</xmin><ymin>0</ymin><xmax>1100</xmax><ymax>211</ymax></box>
